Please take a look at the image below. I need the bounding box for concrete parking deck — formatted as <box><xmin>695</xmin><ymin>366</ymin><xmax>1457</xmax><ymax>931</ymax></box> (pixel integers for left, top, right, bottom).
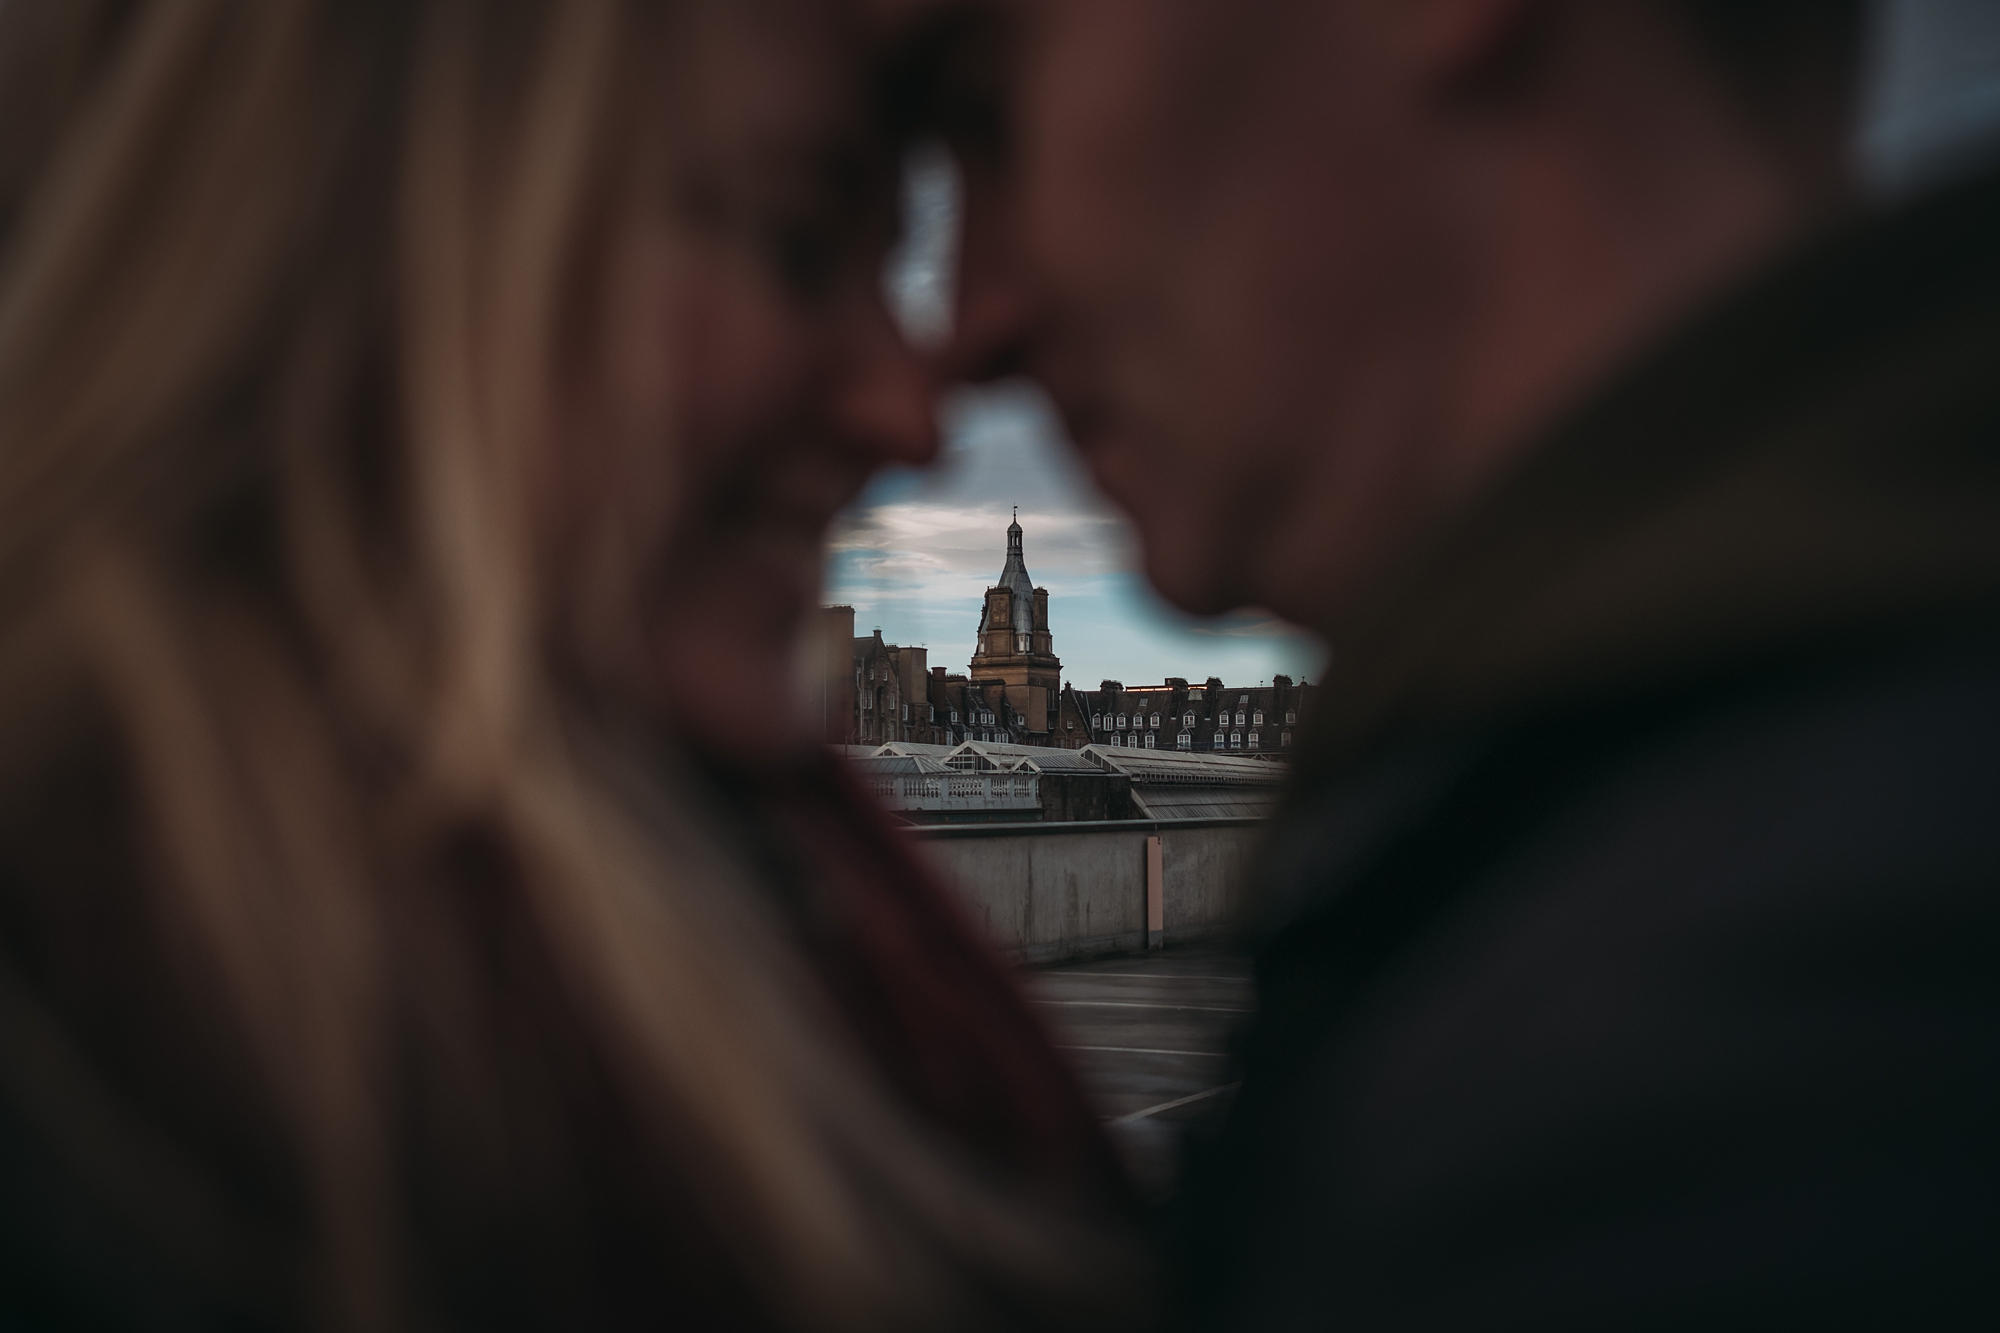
<box><xmin>1024</xmin><ymin>947</ymin><xmax>1255</xmax><ymax>1198</ymax></box>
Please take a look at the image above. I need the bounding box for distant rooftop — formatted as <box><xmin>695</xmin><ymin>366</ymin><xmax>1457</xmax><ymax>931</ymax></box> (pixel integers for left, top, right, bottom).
<box><xmin>1080</xmin><ymin>745</ymin><xmax>1287</xmax><ymax>786</ymax></box>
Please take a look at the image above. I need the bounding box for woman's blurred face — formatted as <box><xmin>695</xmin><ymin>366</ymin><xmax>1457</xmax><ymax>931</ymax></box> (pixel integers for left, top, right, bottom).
<box><xmin>564</xmin><ymin>0</ymin><xmax>935</xmax><ymax>760</ymax></box>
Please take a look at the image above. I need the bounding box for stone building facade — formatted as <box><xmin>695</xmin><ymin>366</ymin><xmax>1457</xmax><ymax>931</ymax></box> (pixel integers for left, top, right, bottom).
<box><xmin>820</xmin><ymin>518</ymin><xmax>1317</xmax><ymax>754</ymax></box>
<box><xmin>812</xmin><ymin>607</ymin><xmax>946</xmax><ymax>747</ymax></box>
<box><xmin>1059</xmin><ymin>675</ymin><xmax>1318</xmax><ymax>756</ymax></box>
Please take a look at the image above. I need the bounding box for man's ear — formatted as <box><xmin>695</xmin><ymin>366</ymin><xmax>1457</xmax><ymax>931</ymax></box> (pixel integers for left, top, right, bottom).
<box><xmin>1398</xmin><ymin>0</ymin><xmax>1545</xmax><ymax>92</ymax></box>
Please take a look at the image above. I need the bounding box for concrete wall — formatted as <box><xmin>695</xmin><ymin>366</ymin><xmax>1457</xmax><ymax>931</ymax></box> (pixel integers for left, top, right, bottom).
<box><xmin>906</xmin><ymin>818</ymin><xmax>1267</xmax><ymax>964</ymax></box>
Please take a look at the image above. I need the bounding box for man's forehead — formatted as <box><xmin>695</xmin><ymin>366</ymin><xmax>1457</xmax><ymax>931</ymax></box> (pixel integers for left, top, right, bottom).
<box><xmin>859</xmin><ymin>0</ymin><xmax>1028</xmax><ymax>42</ymax></box>
<box><xmin>858</xmin><ymin>0</ymin><xmax>958</xmax><ymax>33</ymax></box>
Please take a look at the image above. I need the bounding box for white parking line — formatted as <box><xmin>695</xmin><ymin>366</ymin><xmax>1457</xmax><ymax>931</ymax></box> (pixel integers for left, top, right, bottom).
<box><xmin>1032</xmin><ymin>999</ymin><xmax>1253</xmax><ymax>1014</ymax></box>
<box><xmin>1113</xmin><ymin>1083</ymin><xmax>1242</xmax><ymax>1125</ymax></box>
<box><xmin>1056</xmin><ymin>1044</ymin><xmax>1232</xmax><ymax>1059</ymax></box>
<box><xmin>1056</xmin><ymin>973</ymin><xmax>1253</xmax><ymax>984</ymax></box>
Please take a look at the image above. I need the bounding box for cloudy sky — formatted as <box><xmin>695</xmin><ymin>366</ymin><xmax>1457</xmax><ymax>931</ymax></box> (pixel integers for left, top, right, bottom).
<box><xmin>823</xmin><ymin>0</ymin><xmax>2000</xmax><ymax>693</ymax></box>
<box><xmin>824</xmin><ymin>381</ymin><xmax>1327</xmax><ymax>689</ymax></box>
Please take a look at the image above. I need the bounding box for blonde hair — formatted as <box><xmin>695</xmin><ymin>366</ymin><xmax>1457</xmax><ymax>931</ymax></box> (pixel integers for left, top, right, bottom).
<box><xmin>0</xmin><ymin>1</ymin><xmax>1146</xmax><ymax>1327</ymax></box>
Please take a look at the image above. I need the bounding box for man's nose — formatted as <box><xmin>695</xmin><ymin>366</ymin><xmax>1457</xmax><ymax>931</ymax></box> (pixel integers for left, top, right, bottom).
<box><xmin>934</xmin><ymin>169</ymin><xmax>1040</xmax><ymax>384</ymax></box>
<box><xmin>829</xmin><ymin>293</ymin><xmax>941</xmax><ymax>467</ymax></box>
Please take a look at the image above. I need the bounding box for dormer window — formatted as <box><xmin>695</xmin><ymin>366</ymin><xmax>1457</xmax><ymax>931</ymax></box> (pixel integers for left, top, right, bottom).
<box><xmin>1177</xmin><ymin>733</ymin><xmax>1192</xmax><ymax>750</ymax></box>
<box><xmin>1212</xmin><ymin>733</ymin><xmax>1227</xmax><ymax>749</ymax></box>
<box><xmin>1092</xmin><ymin>714</ymin><xmax>1101</xmax><ymax>729</ymax></box>
<box><xmin>1286</xmin><ymin>711</ymin><xmax>1297</xmax><ymax>725</ymax></box>
<box><xmin>950</xmin><ymin>710</ymin><xmax>959</xmax><ymax>723</ymax></box>
<box><xmin>1236</xmin><ymin>711</ymin><xmax>1246</xmax><ymax>726</ymax></box>
<box><xmin>1183</xmin><ymin>712</ymin><xmax>1195</xmax><ymax>727</ymax></box>
<box><xmin>1248</xmin><ymin>731</ymin><xmax>1260</xmax><ymax>748</ymax></box>
<box><xmin>1253</xmin><ymin>711</ymin><xmax>1264</xmax><ymax>726</ymax></box>
<box><xmin>1144</xmin><ymin>733</ymin><xmax>1156</xmax><ymax>749</ymax></box>
<box><xmin>1282</xmin><ymin>732</ymin><xmax>1293</xmax><ymax>747</ymax></box>
<box><xmin>1117</xmin><ymin>714</ymin><xmax>1127</xmax><ymax>728</ymax></box>
<box><xmin>1230</xmin><ymin>732</ymin><xmax>1243</xmax><ymax>749</ymax></box>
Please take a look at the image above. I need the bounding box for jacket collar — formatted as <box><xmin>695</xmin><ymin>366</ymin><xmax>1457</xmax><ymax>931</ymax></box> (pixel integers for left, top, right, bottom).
<box><xmin>1306</xmin><ymin>169</ymin><xmax>2000</xmax><ymax>776</ymax></box>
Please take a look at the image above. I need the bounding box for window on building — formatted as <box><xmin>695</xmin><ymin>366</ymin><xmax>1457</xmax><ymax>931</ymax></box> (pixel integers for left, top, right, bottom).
<box><xmin>1236</xmin><ymin>711</ymin><xmax>1246</xmax><ymax>726</ymax></box>
<box><xmin>1110</xmin><ymin>734</ymin><xmax>1121</xmax><ymax>748</ymax></box>
<box><xmin>902</xmin><ymin>704</ymin><xmax>910</xmax><ymax>722</ymax></box>
<box><xmin>1016</xmin><ymin>713</ymin><xmax>1026</xmax><ymax>727</ymax></box>
<box><xmin>1248</xmin><ymin>731</ymin><xmax>1260</xmax><ymax>748</ymax></box>
<box><xmin>950</xmin><ymin>710</ymin><xmax>959</xmax><ymax>723</ymax></box>
<box><xmin>1286</xmin><ymin>711</ymin><xmax>1297</xmax><ymax>725</ymax></box>
<box><xmin>1183</xmin><ymin>712</ymin><xmax>1195</xmax><ymax>727</ymax></box>
<box><xmin>1282</xmin><ymin>732</ymin><xmax>1293</xmax><ymax>747</ymax></box>
<box><xmin>1092</xmin><ymin>714</ymin><xmax>1101</xmax><ymax>729</ymax></box>
<box><xmin>1117</xmin><ymin>714</ymin><xmax>1127</xmax><ymax>728</ymax></box>
<box><xmin>1212</xmin><ymin>733</ymin><xmax>1227</xmax><ymax>749</ymax></box>
<box><xmin>1144</xmin><ymin>733</ymin><xmax>1156</xmax><ymax>749</ymax></box>
<box><xmin>1177</xmin><ymin>733</ymin><xmax>1192</xmax><ymax>750</ymax></box>
<box><xmin>1253</xmin><ymin>711</ymin><xmax>1264</xmax><ymax>726</ymax></box>
<box><xmin>1150</xmin><ymin>713</ymin><xmax>1160</xmax><ymax>728</ymax></box>
<box><xmin>1230</xmin><ymin>732</ymin><xmax>1243</xmax><ymax>749</ymax></box>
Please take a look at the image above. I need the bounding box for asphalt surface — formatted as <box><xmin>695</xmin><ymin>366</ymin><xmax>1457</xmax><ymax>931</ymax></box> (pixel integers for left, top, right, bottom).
<box><xmin>1024</xmin><ymin>947</ymin><xmax>1255</xmax><ymax>1199</ymax></box>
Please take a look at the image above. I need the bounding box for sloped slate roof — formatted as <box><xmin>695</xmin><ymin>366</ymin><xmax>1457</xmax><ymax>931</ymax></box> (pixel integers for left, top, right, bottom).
<box><xmin>953</xmin><ymin>741</ymin><xmax>1100</xmax><ymax>773</ymax></box>
<box><xmin>849</xmin><ymin>755</ymin><xmax>955</xmax><ymax>777</ymax></box>
<box><xmin>1080</xmin><ymin>745</ymin><xmax>1288</xmax><ymax>786</ymax></box>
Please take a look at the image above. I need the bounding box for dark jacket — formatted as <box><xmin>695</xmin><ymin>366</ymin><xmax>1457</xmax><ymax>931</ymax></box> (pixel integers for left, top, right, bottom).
<box><xmin>1184</xmin><ymin>170</ymin><xmax>2000</xmax><ymax>1329</ymax></box>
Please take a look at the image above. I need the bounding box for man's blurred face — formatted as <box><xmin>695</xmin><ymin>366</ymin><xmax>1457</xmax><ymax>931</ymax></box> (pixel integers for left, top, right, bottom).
<box><xmin>921</xmin><ymin>0</ymin><xmax>1466</xmax><ymax>621</ymax></box>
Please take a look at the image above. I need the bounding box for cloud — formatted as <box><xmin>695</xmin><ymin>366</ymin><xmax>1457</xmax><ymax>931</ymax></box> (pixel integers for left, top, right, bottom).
<box><xmin>1183</xmin><ymin>613</ymin><xmax>1310</xmax><ymax>641</ymax></box>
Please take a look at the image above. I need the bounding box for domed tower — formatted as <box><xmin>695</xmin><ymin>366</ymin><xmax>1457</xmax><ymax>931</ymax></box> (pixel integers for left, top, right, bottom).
<box><xmin>971</xmin><ymin>512</ymin><xmax>1060</xmax><ymax>735</ymax></box>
